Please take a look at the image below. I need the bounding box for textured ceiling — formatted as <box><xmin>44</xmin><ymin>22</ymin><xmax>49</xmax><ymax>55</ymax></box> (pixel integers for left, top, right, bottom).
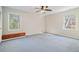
<box><xmin>6</xmin><ymin>6</ymin><xmax>78</xmax><ymax>15</ymax></box>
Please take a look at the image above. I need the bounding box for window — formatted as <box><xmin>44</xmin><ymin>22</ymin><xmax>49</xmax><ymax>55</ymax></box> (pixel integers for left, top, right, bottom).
<box><xmin>8</xmin><ymin>13</ymin><xmax>20</xmax><ymax>31</ymax></box>
<box><xmin>64</xmin><ymin>15</ymin><xmax>76</xmax><ymax>30</ymax></box>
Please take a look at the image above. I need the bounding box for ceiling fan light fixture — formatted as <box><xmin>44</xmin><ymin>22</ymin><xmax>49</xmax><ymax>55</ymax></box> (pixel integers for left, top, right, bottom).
<box><xmin>41</xmin><ymin>10</ymin><xmax>44</xmax><ymax>12</ymax></box>
<box><xmin>41</xmin><ymin>10</ymin><xmax>46</xmax><ymax>13</ymax></box>
<box><xmin>35</xmin><ymin>6</ymin><xmax>52</xmax><ymax>13</ymax></box>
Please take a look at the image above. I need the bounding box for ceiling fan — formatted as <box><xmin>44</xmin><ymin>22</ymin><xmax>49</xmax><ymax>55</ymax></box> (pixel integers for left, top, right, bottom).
<box><xmin>35</xmin><ymin>6</ymin><xmax>52</xmax><ymax>13</ymax></box>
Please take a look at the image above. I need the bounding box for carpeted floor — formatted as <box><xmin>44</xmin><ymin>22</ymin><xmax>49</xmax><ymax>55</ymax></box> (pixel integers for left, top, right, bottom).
<box><xmin>0</xmin><ymin>33</ymin><xmax>79</xmax><ymax>52</ymax></box>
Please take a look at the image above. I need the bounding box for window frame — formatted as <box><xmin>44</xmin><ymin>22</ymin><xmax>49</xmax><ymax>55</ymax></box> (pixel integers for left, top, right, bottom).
<box><xmin>8</xmin><ymin>12</ymin><xmax>21</xmax><ymax>31</ymax></box>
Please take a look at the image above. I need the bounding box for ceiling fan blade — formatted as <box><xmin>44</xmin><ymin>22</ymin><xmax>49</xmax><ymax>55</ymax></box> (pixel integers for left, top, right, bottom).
<box><xmin>45</xmin><ymin>9</ymin><xmax>52</xmax><ymax>11</ymax></box>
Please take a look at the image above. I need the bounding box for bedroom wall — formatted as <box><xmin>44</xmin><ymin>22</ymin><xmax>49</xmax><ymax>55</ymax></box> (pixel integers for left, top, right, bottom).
<box><xmin>22</xmin><ymin>14</ymin><xmax>45</xmax><ymax>35</ymax></box>
<box><xmin>46</xmin><ymin>7</ymin><xmax>79</xmax><ymax>39</ymax></box>
<box><xmin>0</xmin><ymin>6</ymin><xmax>2</xmax><ymax>42</ymax></box>
<box><xmin>2</xmin><ymin>7</ymin><xmax>44</xmax><ymax>35</ymax></box>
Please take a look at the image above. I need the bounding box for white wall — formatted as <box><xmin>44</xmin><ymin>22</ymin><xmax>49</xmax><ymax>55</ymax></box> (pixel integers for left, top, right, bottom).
<box><xmin>46</xmin><ymin>7</ymin><xmax>79</xmax><ymax>39</ymax></box>
<box><xmin>22</xmin><ymin>13</ymin><xmax>45</xmax><ymax>35</ymax></box>
<box><xmin>2</xmin><ymin>7</ymin><xmax>44</xmax><ymax>35</ymax></box>
<box><xmin>0</xmin><ymin>6</ymin><xmax>2</xmax><ymax>42</ymax></box>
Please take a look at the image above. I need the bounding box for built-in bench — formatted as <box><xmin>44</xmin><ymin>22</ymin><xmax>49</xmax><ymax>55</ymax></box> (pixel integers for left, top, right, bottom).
<box><xmin>2</xmin><ymin>32</ymin><xmax>26</xmax><ymax>40</ymax></box>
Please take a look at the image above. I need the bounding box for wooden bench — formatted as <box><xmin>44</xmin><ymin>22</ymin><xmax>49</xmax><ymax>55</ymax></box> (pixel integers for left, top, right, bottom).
<box><xmin>2</xmin><ymin>32</ymin><xmax>26</xmax><ymax>40</ymax></box>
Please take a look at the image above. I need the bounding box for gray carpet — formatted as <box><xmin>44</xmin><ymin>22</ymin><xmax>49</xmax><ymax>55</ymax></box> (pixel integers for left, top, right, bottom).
<box><xmin>0</xmin><ymin>33</ymin><xmax>79</xmax><ymax>52</ymax></box>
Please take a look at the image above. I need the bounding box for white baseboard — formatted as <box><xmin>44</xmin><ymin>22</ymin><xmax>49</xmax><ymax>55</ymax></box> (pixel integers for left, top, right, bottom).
<box><xmin>0</xmin><ymin>40</ymin><xmax>1</xmax><ymax>43</ymax></box>
<box><xmin>47</xmin><ymin>32</ymin><xmax>79</xmax><ymax>40</ymax></box>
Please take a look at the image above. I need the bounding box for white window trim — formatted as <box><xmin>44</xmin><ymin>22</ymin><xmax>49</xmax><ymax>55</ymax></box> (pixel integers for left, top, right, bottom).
<box><xmin>63</xmin><ymin>15</ymin><xmax>77</xmax><ymax>31</ymax></box>
<box><xmin>8</xmin><ymin>12</ymin><xmax>21</xmax><ymax>31</ymax></box>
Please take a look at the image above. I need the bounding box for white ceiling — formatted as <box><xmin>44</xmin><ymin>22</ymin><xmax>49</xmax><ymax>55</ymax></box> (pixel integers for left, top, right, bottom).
<box><xmin>6</xmin><ymin>6</ymin><xmax>78</xmax><ymax>15</ymax></box>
